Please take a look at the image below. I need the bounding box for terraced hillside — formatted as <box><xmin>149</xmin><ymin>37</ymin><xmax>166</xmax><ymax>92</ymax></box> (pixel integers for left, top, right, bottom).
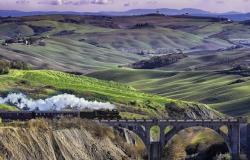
<box><xmin>88</xmin><ymin>69</ymin><xmax>250</xmax><ymax>117</ymax></box>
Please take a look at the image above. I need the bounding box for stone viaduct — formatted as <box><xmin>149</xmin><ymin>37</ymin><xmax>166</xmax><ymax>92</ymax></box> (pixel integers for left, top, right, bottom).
<box><xmin>99</xmin><ymin>118</ymin><xmax>250</xmax><ymax>160</ymax></box>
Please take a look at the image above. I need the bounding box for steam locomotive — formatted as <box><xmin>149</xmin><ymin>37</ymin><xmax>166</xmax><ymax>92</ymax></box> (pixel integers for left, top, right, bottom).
<box><xmin>0</xmin><ymin>110</ymin><xmax>121</xmax><ymax>121</ymax></box>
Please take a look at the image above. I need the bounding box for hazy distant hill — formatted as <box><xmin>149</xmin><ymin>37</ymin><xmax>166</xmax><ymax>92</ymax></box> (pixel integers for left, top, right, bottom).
<box><xmin>101</xmin><ymin>8</ymin><xmax>250</xmax><ymax>21</ymax></box>
<box><xmin>99</xmin><ymin>8</ymin><xmax>212</xmax><ymax>16</ymax></box>
<box><xmin>0</xmin><ymin>8</ymin><xmax>250</xmax><ymax>21</ymax></box>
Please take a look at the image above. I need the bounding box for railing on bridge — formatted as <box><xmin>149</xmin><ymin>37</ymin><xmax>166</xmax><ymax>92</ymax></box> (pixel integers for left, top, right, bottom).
<box><xmin>98</xmin><ymin>118</ymin><xmax>247</xmax><ymax>123</ymax></box>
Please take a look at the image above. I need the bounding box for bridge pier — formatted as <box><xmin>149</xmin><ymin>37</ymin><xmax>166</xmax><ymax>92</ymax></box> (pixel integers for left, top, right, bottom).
<box><xmin>148</xmin><ymin>125</ymin><xmax>166</xmax><ymax>160</ymax></box>
<box><xmin>229</xmin><ymin>125</ymin><xmax>241</xmax><ymax>160</ymax></box>
<box><xmin>144</xmin><ymin>125</ymin><xmax>152</xmax><ymax>160</ymax></box>
<box><xmin>149</xmin><ymin>142</ymin><xmax>161</xmax><ymax>160</ymax></box>
<box><xmin>247</xmin><ymin>124</ymin><xmax>250</xmax><ymax>159</ymax></box>
<box><xmin>159</xmin><ymin>125</ymin><xmax>166</xmax><ymax>158</ymax></box>
<box><xmin>240</xmin><ymin>123</ymin><xmax>250</xmax><ymax>159</ymax></box>
<box><xmin>229</xmin><ymin>125</ymin><xmax>240</xmax><ymax>160</ymax></box>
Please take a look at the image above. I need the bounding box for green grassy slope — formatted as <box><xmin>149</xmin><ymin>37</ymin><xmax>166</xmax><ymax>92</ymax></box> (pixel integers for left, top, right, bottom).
<box><xmin>83</xmin><ymin>27</ymin><xmax>209</xmax><ymax>51</ymax></box>
<box><xmin>0</xmin><ymin>70</ymin><xmax>221</xmax><ymax>118</ymax></box>
<box><xmin>88</xmin><ymin>69</ymin><xmax>250</xmax><ymax>117</ymax></box>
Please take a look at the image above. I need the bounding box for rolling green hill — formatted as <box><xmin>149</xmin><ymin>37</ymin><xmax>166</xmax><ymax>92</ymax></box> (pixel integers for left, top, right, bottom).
<box><xmin>88</xmin><ymin>69</ymin><xmax>250</xmax><ymax>117</ymax></box>
<box><xmin>156</xmin><ymin>48</ymin><xmax>250</xmax><ymax>71</ymax></box>
<box><xmin>0</xmin><ymin>70</ymin><xmax>222</xmax><ymax>119</ymax></box>
<box><xmin>1</xmin><ymin>15</ymin><xmax>250</xmax><ymax>73</ymax></box>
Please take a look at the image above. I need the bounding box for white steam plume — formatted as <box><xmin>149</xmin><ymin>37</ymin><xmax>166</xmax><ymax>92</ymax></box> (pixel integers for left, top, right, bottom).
<box><xmin>0</xmin><ymin>93</ymin><xmax>115</xmax><ymax>111</ymax></box>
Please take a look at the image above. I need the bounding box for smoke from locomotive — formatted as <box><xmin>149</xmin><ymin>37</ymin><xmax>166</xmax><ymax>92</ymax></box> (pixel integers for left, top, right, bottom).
<box><xmin>0</xmin><ymin>93</ymin><xmax>115</xmax><ymax>111</ymax></box>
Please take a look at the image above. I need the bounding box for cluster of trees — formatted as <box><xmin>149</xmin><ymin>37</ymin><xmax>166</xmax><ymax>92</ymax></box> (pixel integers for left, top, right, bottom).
<box><xmin>131</xmin><ymin>53</ymin><xmax>187</xmax><ymax>69</ymax></box>
<box><xmin>10</xmin><ymin>60</ymin><xmax>29</xmax><ymax>70</ymax></box>
<box><xmin>131</xmin><ymin>23</ymin><xmax>155</xmax><ymax>29</ymax></box>
<box><xmin>0</xmin><ymin>60</ymin><xmax>29</xmax><ymax>74</ymax></box>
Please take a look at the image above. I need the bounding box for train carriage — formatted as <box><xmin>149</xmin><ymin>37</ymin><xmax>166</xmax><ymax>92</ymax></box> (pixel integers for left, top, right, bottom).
<box><xmin>0</xmin><ymin>111</ymin><xmax>34</xmax><ymax>121</ymax></box>
<box><xmin>0</xmin><ymin>110</ymin><xmax>121</xmax><ymax>121</ymax></box>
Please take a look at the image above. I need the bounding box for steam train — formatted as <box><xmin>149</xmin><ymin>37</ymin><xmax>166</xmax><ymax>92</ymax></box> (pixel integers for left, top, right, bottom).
<box><xmin>0</xmin><ymin>110</ymin><xmax>121</xmax><ymax>121</ymax></box>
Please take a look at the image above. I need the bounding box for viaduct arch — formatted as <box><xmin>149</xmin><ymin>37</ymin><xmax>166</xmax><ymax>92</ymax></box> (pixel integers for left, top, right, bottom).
<box><xmin>98</xmin><ymin>118</ymin><xmax>249</xmax><ymax>160</ymax></box>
